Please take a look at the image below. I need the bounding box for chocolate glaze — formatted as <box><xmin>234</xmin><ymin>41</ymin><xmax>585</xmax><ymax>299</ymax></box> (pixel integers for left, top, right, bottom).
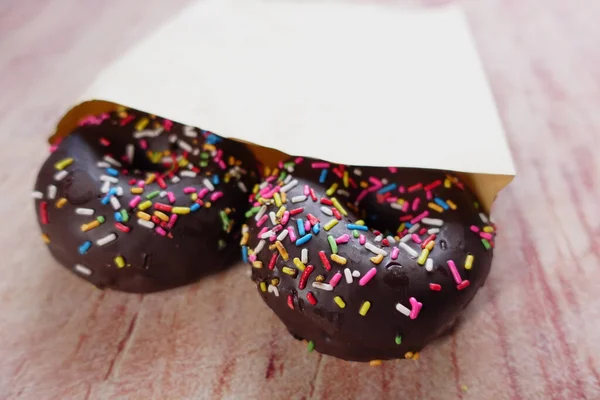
<box><xmin>34</xmin><ymin>109</ymin><xmax>258</xmax><ymax>293</ymax></box>
<box><xmin>244</xmin><ymin>158</ymin><xmax>495</xmax><ymax>362</ymax></box>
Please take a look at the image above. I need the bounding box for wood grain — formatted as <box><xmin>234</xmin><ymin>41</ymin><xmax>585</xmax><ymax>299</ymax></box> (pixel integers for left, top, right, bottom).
<box><xmin>1</xmin><ymin>0</ymin><xmax>599</xmax><ymax>399</ymax></box>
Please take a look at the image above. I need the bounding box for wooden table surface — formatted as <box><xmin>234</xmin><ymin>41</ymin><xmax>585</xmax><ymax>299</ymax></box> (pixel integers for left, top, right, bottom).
<box><xmin>1</xmin><ymin>0</ymin><xmax>599</xmax><ymax>399</ymax></box>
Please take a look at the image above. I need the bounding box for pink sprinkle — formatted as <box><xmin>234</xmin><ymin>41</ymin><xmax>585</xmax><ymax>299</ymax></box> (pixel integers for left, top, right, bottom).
<box><xmin>410</xmin><ymin>211</ymin><xmax>429</xmax><ymax>225</ymax></box>
<box><xmin>281</xmin><ymin>211</ymin><xmax>290</xmax><ymax>225</ymax></box>
<box><xmin>167</xmin><ymin>192</ymin><xmax>176</xmax><ymax>204</ymax></box>
<box><xmin>480</xmin><ymin>232</ymin><xmax>493</xmax><ymax>240</ymax></box>
<box><xmin>426</xmin><ymin>190</ymin><xmax>433</xmax><ymax>200</ymax></box>
<box><xmin>356</xmin><ymin>190</ymin><xmax>369</xmax><ymax>204</ymax></box>
<box><xmin>129</xmin><ymin>196</ymin><xmax>141</xmax><ymax>208</ymax></box>
<box><xmin>359</xmin><ymin>267</ymin><xmax>377</xmax><ymax>286</ymax></box>
<box><xmin>265</xmin><ymin>176</ymin><xmax>276</xmax><ymax>183</ymax></box>
<box><xmin>386</xmin><ymin>196</ymin><xmax>398</xmax><ymax>203</ymax></box>
<box><xmin>399</xmin><ymin>186</ymin><xmax>406</xmax><ymax>194</ymax></box>
<box><xmin>278</xmin><ymin>160</ymin><xmax>284</xmax><ymax>169</ymax></box>
<box><xmin>155</xmin><ymin>227</ymin><xmax>167</xmax><ymax>236</ymax></box>
<box><xmin>447</xmin><ymin>260</ymin><xmax>462</xmax><ymax>284</ymax></box>
<box><xmin>257</xmin><ymin>227</ymin><xmax>268</xmax><ymax>238</ymax></box>
<box><xmin>262</xmin><ymin>186</ymin><xmax>280</xmax><ymax>199</ymax></box>
<box><xmin>311</xmin><ymin>162</ymin><xmax>330</xmax><ymax>169</ymax></box>
<box><xmin>391</xmin><ymin>247</ymin><xmax>400</xmax><ymax>260</ymax></box>
<box><xmin>257</xmin><ymin>215</ymin><xmax>269</xmax><ymax>228</ymax></box>
<box><xmin>167</xmin><ymin>214</ymin><xmax>178</xmax><ymax>228</ymax></box>
<box><xmin>402</xmin><ymin>201</ymin><xmax>410</xmax><ymax>213</ymax></box>
<box><xmin>287</xmin><ymin>227</ymin><xmax>297</xmax><ymax>242</ymax></box>
<box><xmin>412</xmin><ymin>197</ymin><xmax>421</xmax><ymax>211</ymax></box>
<box><xmin>137</xmin><ymin>180</ymin><xmax>145</xmax><ymax>188</ymax></box>
<box><xmin>359</xmin><ymin>234</ymin><xmax>366</xmax><ymax>245</ymax></box>
<box><xmin>409</xmin><ymin>297</ymin><xmax>423</xmax><ymax>319</ymax></box>
<box><xmin>411</xmin><ymin>234</ymin><xmax>422</xmax><ymax>244</ymax></box>
<box><xmin>304</xmin><ymin>220</ymin><xmax>311</xmax><ymax>232</ymax></box>
<box><xmin>304</xmin><ymin>185</ymin><xmax>310</xmax><ymax>196</ymax></box>
<box><xmin>49</xmin><ymin>144</ymin><xmax>58</xmax><ymax>153</ymax></box>
<box><xmin>198</xmin><ymin>188</ymin><xmax>210</xmax><ymax>199</ymax></box>
<box><xmin>272</xmin><ymin>225</ymin><xmax>283</xmax><ymax>233</ymax></box>
<box><xmin>368</xmin><ymin>176</ymin><xmax>383</xmax><ymax>187</ymax></box>
<box><xmin>470</xmin><ymin>225</ymin><xmax>480</xmax><ymax>233</ymax></box>
<box><xmin>218</xmin><ymin>160</ymin><xmax>226</xmax><ymax>170</ymax></box>
<box><xmin>140</xmin><ymin>139</ymin><xmax>148</xmax><ymax>149</ymax></box>
<box><xmin>335</xmin><ymin>234</ymin><xmax>350</xmax><ymax>244</ymax></box>
<box><xmin>388</xmin><ymin>167</ymin><xmax>397</xmax><ymax>173</ymax></box>
<box><xmin>210</xmin><ymin>191</ymin><xmax>224</xmax><ymax>201</ymax></box>
<box><xmin>252</xmin><ymin>201</ymin><xmax>261</xmax><ymax>207</ymax></box>
<box><xmin>329</xmin><ymin>272</ymin><xmax>343</xmax><ymax>287</ymax></box>
<box><xmin>269</xmin><ymin>234</ymin><xmax>277</xmax><ymax>242</ymax></box>
<box><xmin>248</xmin><ymin>254</ymin><xmax>257</xmax><ymax>262</ymax></box>
<box><xmin>294</xmin><ymin>157</ymin><xmax>304</xmax><ymax>164</ymax></box>
<box><xmin>163</xmin><ymin>119</ymin><xmax>173</xmax><ymax>131</ymax></box>
<box><xmin>183</xmin><ymin>187</ymin><xmax>196</xmax><ymax>194</ymax></box>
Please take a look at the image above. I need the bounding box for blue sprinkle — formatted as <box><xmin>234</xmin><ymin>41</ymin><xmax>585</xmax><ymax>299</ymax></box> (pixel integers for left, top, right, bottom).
<box><xmin>78</xmin><ymin>241</ymin><xmax>92</xmax><ymax>255</ymax></box>
<box><xmin>241</xmin><ymin>246</ymin><xmax>248</xmax><ymax>263</ymax></box>
<box><xmin>190</xmin><ymin>203</ymin><xmax>201</xmax><ymax>212</ymax></box>
<box><xmin>297</xmin><ymin>219</ymin><xmax>306</xmax><ymax>236</ymax></box>
<box><xmin>296</xmin><ymin>234</ymin><xmax>313</xmax><ymax>246</ymax></box>
<box><xmin>114</xmin><ymin>212</ymin><xmax>123</xmax><ymax>222</ymax></box>
<box><xmin>405</xmin><ymin>222</ymin><xmax>413</xmax><ymax>228</ymax></box>
<box><xmin>377</xmin><ymin>183</ymin><xmax>397</xmax><ymax>195</ymax></box>
<box><xmin>312</xmin><ymin>223</ymin><xmax>320</xmax><ymax>234</ymax></box>
<box><xmin>319</xmin><ymin>169</ymin><xmax>328</xmax><ymax>184</ymax></box>
<box><xmin>106</xmin><ymin>168</ymin><xmax>119</xmax><ymax>177</ymax></box>
<box><xmin>213</xmin><ymin>175</ymin><xmax>220</xmax><ymax>185</ymax></box>
<box><xmin>347</xmin><ymin>224</ymin><xmax>368</xmax><ymax>231</ymax></box>
<box><xmin>206</xmin><ymin>133</ymin><xmax>223</xmax><ymax>144</ymax></box>
<box><xmin>434</xmin><ymin>197</ymin><xmax>450</xmax><ymax>210</ymax></box>
<box><xmin>101</xmin><ymin>196</ymin><xmax>111</xmax><ymax>205</ymax></box>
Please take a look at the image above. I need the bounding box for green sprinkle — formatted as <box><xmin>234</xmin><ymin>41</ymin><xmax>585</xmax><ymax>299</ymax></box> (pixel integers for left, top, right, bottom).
<box><xmin>151</xmin><ymin>152</ymin><xmax>162</xmax><ymax>163</ymax></box>
<box><xmin>327</xmin><ymin>235</ymin><xmax>338</xmax><ymax>254</ymax></box>
<box><xmin>201</xmin><ymin>152</ymin><xmax>209</xmax><ymax>160</ymax></box>
<box><xmin>284</xmin><ymin>161</ymin><xmax>295</xmax><ymax>169</ymax></box>
<box><xmin>395</xmin><ymin>335</ymin><xmax>402</xmax><ymax>345</ymax></box>
<box><xmin>474</xmin><ymin>201</ymin><xmax>480</xmax><ymax>209</ymax></box>
<box><xmin>220</xmin><ymin>210</ymin><xmax>230</xmax><ymax>231</ymax></box>
<box><xmin>146</xmin><ymin>190</ymin><xmax>160</xmax><ymax>199</ymax></box>
<box><xmin>96</xmin><ymin>216</ymin><xmax>105</xmax><ymax>223</ymax></box>
<box><xmin>353</xmin><ymin>230</ymin><xmax>359</xmax><ymax>238</ymax></box>
<box><xmin>218</xmin><ymin>239</ymin><xmax>227</xmax><ymax>250</ymax></box>
<box><xmin>307</xmin><ymin>341</ymin><xmax>315</xmax><ymax>352</ymax></box>
<box><xmin>481</xmin><ymin>239</ymin><xmax>491</xmax><ymax>250</ymax></box>
<box><xmin>245</xmin><ymin>206</ymin><xmax>261</xmax><ymax>218</ymax></box>
<box><xmin>200</xmin><ymin>161</ymin><xmax>209</xmax><ymax>168</ymax></box>
<box><xmin>120</xmin><ymin>209</ymin><xmax>129</xmax><ymax>222</ymax></box>
<box><xmin>278</xmin><ymin>171</ymin><xmax>287</xmax><ymax>182</ymax></box>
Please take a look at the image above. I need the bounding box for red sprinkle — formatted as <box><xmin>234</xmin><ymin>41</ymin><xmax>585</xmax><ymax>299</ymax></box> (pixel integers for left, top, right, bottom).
<box><xmin>268</xmin><ymin>253</ymin><xmax>278</xmax><ymax>270</ymax></box>
<box><xmin>429</xmin><ymin>283</ymin><xmax>442</xmax><ymax>291</ymax></box>
<box><xmin>457</xmin><ymin>280</ymin><xmax>470</xmax><ymax>290</ymax></box>
<box><xmin>381</xmin><ymin>238</ymin><xmax>390</xmax><ymax>247</ymax></box>
<box><xmin>151</xmin><ymin>216</ymin><xmax>161</xmax><ymax>224</ymax></box>
<box><xmin>332</xmin><ymin>208</ymin><xmax>342</xmax><ymax>220</ymax></box>
<box><xmin>306</xmin><ymin>292</ymin><xmax>318</xmax><ymax>305</ymax></box>
<box><xmin>424</xmin><ymin>180</ymin><xmax>442</xmax><ymax>191</ymax></box>
<box><xmin>318</xmin><ymin>251</ymin><xmax>332</xmax><ymax>271</ymax></box>
<box><xmin>419</xmin><ymin>228</ymin><xmax>427</xmax><ymax>235</ymax></box>
<box><xmin>399</xmin><ymin>215</ymin><xmax>414</xmax><ymax>222</ymax></box>
<box><xmin>290</xmin><ymin>208</ymin><xmax>304</xmax><ymax>216</ymax></box>
<box><xmin>99</xmin><ymin>138</ymin><xmax>111</xmax><ymax>146</ymax></box>
<box><xmin>154</xmin><ymin>203</ymin><xmax>173</xmax><ymax>212</ymax></box>
<box><xmin>40</xmin><ymin>201</ymin><xmax>49</xmax><ymax>224</ymax></box>
<box><xmin>156</xmin><ymin>176</ymin><xmax>167</xmax><ymax>189</ymax></box>
<box><xmin>320</xmin><ymin>198</ymin><xmax>333</xmax><ymax>206</ymax></box>
<box><xmin>287</xmin><ymin>294</ymin><xmax>294</xmax><ymax>309</ymax></box>
<box><xmin>408</xmin><ymin>183</ymin><xmax>423</xmax><ymax>192</ymax></box>
<box><xmin>306</xmin><ymin>214</ymin><xmax>319</xmax><ymax>226</ymax></box>
<box><xmin>128</xmin><ymin>178</ymin><xmax>137</xmax><ymax>185</ymax></box>
<box><xmin>299</xmin><ymin>265</ymin><xmax>314</xmax><ymax>290</ymax></box>
<box><xmin>115</xmin><ymin>223</ymin><xmax>130</xmax><ymax>233</ymax></box>
<box><xmin>421</xmin><ymin>234</ymin><xmax>437</xmax><ymax>249</ymax></box>
<box><xmin>120</xmin><ymin>115</ymin><xmax>135</xmax><ymax>126</ymax></box>
<box><xmin>309</xmin><ymin>188</ymin><xmax>317</xmax><ymax>202</ymax></box>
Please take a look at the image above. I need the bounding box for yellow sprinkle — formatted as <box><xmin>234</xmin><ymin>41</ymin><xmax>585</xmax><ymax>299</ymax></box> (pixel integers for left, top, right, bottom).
<box><xmin>191</xmin><ymin>192</ymin><xmax>198</xmax><ymax>201</ymax></box>
<box><xmin>268</xmin><ymin>244</ymin><xmax>277</xmax><ymax>251</ymax></box>
<box><xmin>54</xmin><ymin>157</ymin><xmax>73</xmax><ymax>170</ymax></box>
<box><xmin>405</xmin><ymin>352</ymin><xmax>414</xmax><ymax>359</ymax></box>
<box><xmin>114</xmin><ymin>256</ymin><xmax>126</xmax><ymax>268</ymax></box>
<box><xmin>359</xmin><ymin>301</ymin><xmax>371</xmax><ymax>316</ymax></box>
<box><xmin>397</xmin><ymin>223</ymin><xmax>406</xmax><ymax>233</ymax></box>
<box><xmin>172</xmin><ymin>207</ymin><xmax>191</xmax><ymax>214</ymax></box>
<box><xmin>331</xmin><ymin>254</ymin><xmax>347</xmax><ymax>265</ymax></box>
<box><xmin>282</xmin><ymin>266</ymin><xmax>297</xmax><ymax>276</ymax></box>
<box><xmin>252</xmin><ymin>261</ymin><xmax>263</xmax><ymax>269</ymax></box>
<box><xmin>370</xmin><ymin>254</ymin><xmax>384</xmax><ymax>265</ymax></box>
<box><xmin>253</xmin><ymin>184</ymin><xmax>260</xmax><ymax>194</ymax></box>
<box><xmin>138</xmin><ymin>200</ymin><xmax>152</xmax><ymax>211</ymax></box>
<box><xmin>428</xmin><ymin>202</ymin><xmax>444</xmax><ymax>213</ymax></box>
<box><xmin>355</xmin><ymin>220</ymin><xmax>365</xmax><ymax>226</ymax></box>
<box><xmin>315</xmin><ymin>275</ymin><xmax>325</xmax><ymax>282</ymax></box>
<box><xmin>275</xmin><ymin>241</ymin><xmax>289</xmax><ymax>261</ymax></box>
<box><xmin>137</xmin><ymin>211</ymin><xmax>151</xmax><ymax>221</ymax></box>
<box><xmin>360</xmin><ymin>181</ymin><xmax>368</xmax><ymax>189</ymax></box>
<box><xmin>131</xmin><ymin>187</ymin><xmax>144</xmax><ymax>194</ymax></box>
<box><xmin>369</xmin><ymin>360</ymin><xmax>382</xmax><ymax>367</ymax></box>
<box><xmin>333</xmin><ymin>296</ymin><xmax>346</xmax><ymax>308</ymax></box>
<box><xmin>204</xmin><ymin>202</ymin><xmax>211</xmax><ymax>209</ymax></box>
<box><xmin>483</xmin><ymin>226</ymin><xmax>495</xmax><ymax>233</ymax></box>
<box><xmin>145</xmin><ymin>174</ymin><xmax>156</xmax><ymax>185</ymax></box>
<box><xmin>81</xmin><ymin>220</ymin><xmax>100</xmax><ymax>232</ymax></box>
<box><xmin>271</xmin><ymin>278</ymin><xmax>280</xmax><ymax>286</ymax></box>
<box><xmin>178</xmin><ymin>159</ymin><xmax>189</xmax><ymax>168</ymax></box>
<box><xmin>272</xmin><ymin>168</ymin><xmax>279</xmax><ymax>177</ymax></box>
<box><xmin>276</xmin><ymin>206</ymin><xmax>286</xmax><ymax>220</ymax></box>
<box><xmin>281</xmin><ymin>191</ymin><xmax>287</xmax><ymax>203</ymax></box>
<box><xmin>397</xmin><ymin>198</ymin><xmax>405</xmax><ymax>205</ymax></box>
<box><xmin>274</xmin><ymin>192</ymin><xmax>282</xmax><ymax>208</ymax></box>
<box><xmin>293</xmin><ymin>257</ymin><xmax>306</xmax><ymax>271</ymax></box>
<box><xmin>259</xmin><ymin>281</ymin><xmax>267</xmax><ymax>292</ymax></box>
<box><xmin>343</xmin><ymin>171</ymin><xmax>349</xmax><ymax>188</ymax></box>
<box><xmin>240</xmin><ymin>232</ymin><xmax>250</xmax><ymax>246</ymax></box>
<box><xmin>264</xmin><ymin>166</ymin><xmax>271</xmax><ymax>177</ymax></box>
<box><xmin>411</xmin><ymin>352</ymin><xmax>420</xmax><ymax>360</ymax></box>
<box><xmin>204</xmin><ymin>144</ymin><xmax>217</xmax><ymax>152</ymax></box>
<box><xmin>324</xmin><ymin>219</ymin><xmax>339</xmax><ymax>231</ymax></box>
<box><xmin>446</xmin><ymin>200</ymin><xmax>457</xmax><ymax>210</ymax></box>
<box><xmin>154</xmin><ymin>211</ymin><xmax>169</xmax><ymax>222</ymax></box>
<box><xmin>461</xmin><ymin>385</ymin><xmax>468</xmax><ymax>392</ymax></box>
<box><xmin>136</xmin><ymin>117</ymin><xmax>149</xmax><ymax>131</ymax></box>
<box><xmin>55</xmin><ymin>198</ymin><xmax>67</xmax><ymax>208</ymax></box>
<box><xmin>417</xmin><ymin>249</ymin><xmax>429</xmax><ymax>265</ymax></box>
<box><xmin>228</xmin><ymin>156</ymin><xmax>235</xmax><ymax>166</ymax></box>
<box><xmin>326</xmin><ymin>183</ymin><xmax>338</xmax><ymax>197</ymax></box>
<box><xmin>465</xmin><ymin>254</ymin><xmax>474</xmax><ymax>270</ymax></box>
<box><xmin>444</xmin><ymin>178</ymin><xmax>452</xmax><ymax>188</ymax></box>
<box><xmin>331</xmin><ymin>198</ymin><xmax>347</xmax><ymax>216</ymax></box>
<box><xmin>41</xmin><ymin>233</ymin><xmax>50</xmax><ymax>244</ymax></box>
<box><xmin>224</xmin><ymin>174</ymin><xmax>231</xmax><ymax>184</ymax></box>
<box><xmin>426</xmin><ymin>241</ymin><xmax>435</xmax><ymax>251</ymax></box>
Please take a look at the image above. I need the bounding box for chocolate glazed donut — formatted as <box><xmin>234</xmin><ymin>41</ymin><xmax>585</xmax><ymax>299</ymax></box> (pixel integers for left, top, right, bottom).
<box><xmin>33</xmin><ymin>109</ymin><xmax>259</xmax><ymax>293</ymax></box>
<box><xmin>242</xmin><ymin>157</ymin><xmax>495</xmax><ymax>362</ymax></box>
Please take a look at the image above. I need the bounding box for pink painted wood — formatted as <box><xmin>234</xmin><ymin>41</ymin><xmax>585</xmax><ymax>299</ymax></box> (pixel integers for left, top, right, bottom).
<box><xmin>1</xmin><ymin>0</ymin><xmax>599</xmax><ymax>399</ymax></box>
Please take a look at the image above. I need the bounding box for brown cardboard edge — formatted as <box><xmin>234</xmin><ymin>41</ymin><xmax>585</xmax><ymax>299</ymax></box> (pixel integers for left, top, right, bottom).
<box><xmin>50</xmin><ymin>100</ymin><xmax>514</xmax><ymax>213</ymax></box>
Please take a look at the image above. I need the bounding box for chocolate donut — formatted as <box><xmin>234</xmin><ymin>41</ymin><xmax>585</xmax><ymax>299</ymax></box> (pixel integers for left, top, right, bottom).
<box><xmin>34</xmin><ymin>109</ymin><xmax>259</xmax><ymax>293</ymax></box>
<box><xmin>243</xmin><ymin>158</ymin><xmax>495</xmax><ymax>362</ymax></box>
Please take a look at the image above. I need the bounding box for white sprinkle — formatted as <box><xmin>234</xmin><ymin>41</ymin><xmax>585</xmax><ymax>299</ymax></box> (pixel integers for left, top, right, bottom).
<box><xmin>337</xmin><ymin>189</ymin><xmax>350</xmax><ymax>197</ymax></box>
<box><xmin>374</xmin><ymin>234</ymin><xmax>383</xmax><ymax>243</ymax></box>
<box><xmin>74</xmin><ymin>264</ymin><xmax>92</xmax><ymax>276</ymax></box>
<box><xmin>401</xmin><ymin>234</ymin><xmax>412</xmax><ymax>243</ymax></box>
<box><xmin>169</xmin><ymin>134</ymin><xmax>178</xmax><ymax>143</ymax></box>
<box><xmin>255</xmin><ymin>205</ymin><xmax>267</xmax><ymax>221</ymax></box>
<box><xmin>238</xmin><ymin>181</ymin><xmax>247</xmax><ymax>192</ymax></box>
<box><xmin>161</xmin><ymin>156</ymin><xmax>174</xmax><ymax>164</ymax></box>
<box><xmin>180</xmin><ymin>170</ymin><xmax>197</xmax><ymax>178</ymax></box>
<box><xmin>103</xmin><ymin>155</ymin><xmax>121</xmax><ymax>167</ymax></box>
<box><xmin>134</xmin><ymin>128</ymin><xmax>162</xmax><ymax>138</ymax></box>
<box><xmin>283</xmin><ymin>175</ymin><xmax>293</xmax><ymax>184</ymax></box>
<box><xmin>344</xmin><ymin>268</ymin><xmax>353</xmax><ymax>284</ymax></box>
<box><xmin>425</xmin><ymin>258</ymin><xmax>434</xmax><ymax>272</ymax></box>
<box><xmin>312</xmin><ymin>282</ymin><xmax>333</xmax><ymax>291</ymax></box>
<box><xmin>54</xmin><ymin>170</ymin><xmax>68</xmax><ymax>181</ymax></box>
<box><xmin>47</xmin><ymin>185</ymin><xmax>57</xmax><ymax>200</ymax></box>
<box><xmin>390</xmin><ymin>203</ymin><xmax>404</xmax><ymax>210</ymax></box>
<box><xmin>96</xmin><ymin>161</ymin><xmax>111</xmax><ymax>168</ymax></box>
<box><xmin>386</xmin><ymin>235</ymin><xmax>396</xmax><ymax>245</ymax></box>
<box><xmin>100</xmin><ymin>175</ymin><xmax>119</xmax><ymax>183</ymax></box>
<box><xmin>75</xmin><ymin>208</ymin><xmax>94</xmax><ymax>216</ymax></box>
<box><xmin>281</xmin><ymin>179</ymin><xmax>299</xmax><ymax>193</ymax></box>
<box><xmin>259</xmin><ymin>181</ymin><xmax>270</xmax><ymax>190</ymax></box>
<box><xmin>301</xmin><ymin>249</ymin><xmax>308</xmax><ymax>264</ymax></box>
<box><xmin>32</xmin><ymin>191</ymin><xmax>43</xmax><ymax>199</ymax></box>
<box><xmin>96</xmin><ymin>233</ymin><xmax>117</xmax><ymax>246</ymax></box>
<box><xmin>110</xmin><ymin>196</ymin><xmax>121</xmax><ymax>210</ymax></box>
<box><xmin>428</xmin><ymin>228</ymin><xmax>440</xmax><ymax>234</ymax></box>
<box><xmin>352</xmin><ymin>270</ymin><xmax>361</xmax><ymax>278</ymax></box>
<box><xmin>381</xmin><ymin>178</ymin><xmax>389</xmax><ymax>185</ymax></box>
<box><xmin>422</xmin><ymin>218</ymin><xmax>444</xmax><ymax>226</ymax></box>
<box><xmin>276</xmin><ymin>229</ymin><xmax>289</xmax><ymax>242</ymax></box>
<box><xmin>178</xmin><ymin>139</ymin><xmax>193</xmax><ymax>152</ymax></box>
<box><xmin>183</xmin><ymin>126</ymin><xmax>197</xmax><ymax>137</ymax></box>
<box><xmin>365</xmin><ymin>242</ymin><xmax>388</xmax><ymax>256</ymax></box>
<box><xmin>353</xmin><ymin>168</ymin><xmax>362</xmax><ymax>176</ymax></box>
<box><xmin>171</xmin><ymin>176</ymin><xmax>181</xmax><ymax>184</ymax></box>
<box><xmin>159</xmin><ymin>191</ymin><xmax>168</xmax><ymax>198</ymax></box>
<box><xmin>100</xmin><ymin>181</ymin><xmax>111</xmax><ymax>193</ymax></box>
<box><xmin>192</xmin><ymin>148</ymin><xmax>200</xmax><ymax>156</ymax></box>
<box><xmin>242</xmin><ymin>225</ymin><xmax>249</xmax><ymax>234</ymax></box>
<box><xmin>396</xmin><ymin>302</ymin><xmax>411</xmax><ymax>317</ymax></box>
<box><xmin>126</xmin><ymin>144</ymin><xmax>135</xmax><ymax>162</ymax></box>
<box><xmin>268</xmin><ymin>285</ymin><xmax>280</xmax><ymax>296</ymax></box>
<box><xmin>320</xmin><ymin>207</ymin><xmax>333</xmax><ymax>216</ymax></box>
<box><xmin>260</xmin><ymin>230</ymin><xmax>274</xmax><ymax>240</ymax></box>
<box><xmin>479</xmin><ymin>212</ymin><xmax>490</xmax><ymax>224</ymax></box>
<box><xmin>408</xmin><ymin>223</ymin><xmax>421</xmax><ymax>234</ymax></box>
<box><xmin>203</xmin><ymin>178</ymin><xmax>215</xmax><ymax>191</ymax></box>
<box><xmin>292</xmin><ymin>195</ymin><xmax>307</xmax><ymax>203</ymax></box>
<box><xmin>137</xmin><ymin>219</ymin><xmax>155</xmax><ymax>229</ymax></box>
<box><xmin>269</xmin><ymin>212</ymin><xmax>277</xmax><ymax>226</ymax></box>
<box><xmin>399</xmin><ymin>242</ymin><xmax>419</xmax><ymax>257</ymax></box>
<box><xmin>115</xmin><ymin>186</ymin><xmax>124</xmax><ymax>196</ymax></box>
<box><xmin>254</xmin><ymin>240</ymin><xmax>266</xmax><ymax>254</ymax></box>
